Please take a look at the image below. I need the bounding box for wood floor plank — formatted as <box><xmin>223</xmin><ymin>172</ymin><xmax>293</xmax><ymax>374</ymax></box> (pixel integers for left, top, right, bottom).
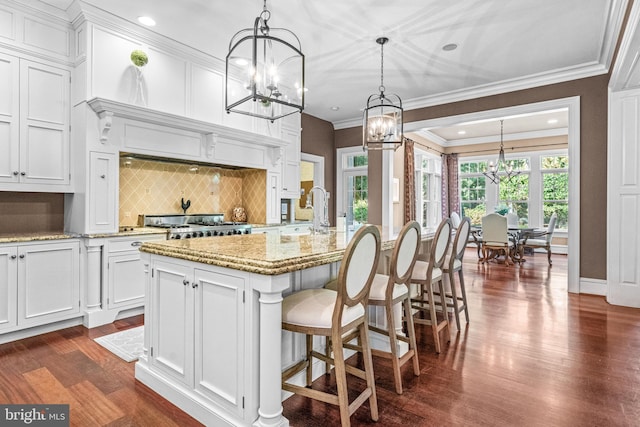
<box><xmin>68</xmin><ymin>380</ymin><xmax>125</xmax><ymax>426</ymax></box>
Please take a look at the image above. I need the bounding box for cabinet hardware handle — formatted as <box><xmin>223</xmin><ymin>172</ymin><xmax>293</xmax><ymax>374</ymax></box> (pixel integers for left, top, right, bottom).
<box><xmin>100</xmin><ymin>174</ymin><xmax>106</xmax><ymax>179</ymax></box>
<box><xmin>192</xmin><ymin>282</ymin><xmax>198</xmax><ymax>289</ymax></box>
<box><xmin>20</xmin><ymin>172</ymin><xmax>26</xmax><ymax>176</ymax></box>
<box><xmin>19</xmin><ymin>254</ymin><xmax>25</xmax><ymax>259</ymax></box>
<box><xmin>10</xmin><ymin>255</ymin><xmax>16</xmax><ymax>260</ymax></box>
<box><xmin>130</xmin><ymin>241</ymin><xmax>143</xmax><ymax>247</ymax></box>
<box><xmin>12</xmin><ymin>171</ymin><xmax>18</xmax><ymax>176</ymax></box>
<box><xmin>183</xmin><ymin>279</ymin><xmax>189</xmax><ymax>286</ymax></box>
<box><xmin>283</xmin><ymin>187</ymin><xmax>288</xmax><ymax>190</ymax></box>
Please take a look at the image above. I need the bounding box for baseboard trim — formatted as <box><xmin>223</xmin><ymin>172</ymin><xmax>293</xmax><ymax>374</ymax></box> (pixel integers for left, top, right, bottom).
<box><xmin>579</xmin><ymin>277</ymin><xmax>606</xmax><ymax>296</ymax></box>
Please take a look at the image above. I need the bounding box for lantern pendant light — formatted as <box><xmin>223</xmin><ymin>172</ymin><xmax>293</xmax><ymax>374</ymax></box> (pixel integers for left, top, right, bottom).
<box><xmin>363</xmin><ymin>37</ymin><xmax>403</xmax><ymax>151</ymax></box>
<box><xmin>225</xmin><ymin>0</ymin><xmax>305</xmax><ymax>122</ymax></box>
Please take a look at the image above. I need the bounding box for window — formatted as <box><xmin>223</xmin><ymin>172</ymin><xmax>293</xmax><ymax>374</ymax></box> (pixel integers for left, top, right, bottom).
<box><xmin>458</xmin><ymin>149</ymin><xmax>567</xmax><ymax>230</ymax></box>
<box><xmin>541</xmin><ymin>155</ymin><xmax>568</xmax><ymax>229</ymax></box>
<box><xmin>498</xmin><ymin>161</ymin><xmax>530</xmax><ymax>225</ymax></box>
<box><xmin>415</xmin><ymin>152</ymin><xmax>442</xmax><ymax>229</ymax></box>
<box><xmin>337</xmin><ymin>148</ymin><xmax>368</xmax><ymax>231</ymax></box>
<box><xmin>459</xmin><ymin>160</ymin><xmax>487</xmax><ymax>225</ymax></box>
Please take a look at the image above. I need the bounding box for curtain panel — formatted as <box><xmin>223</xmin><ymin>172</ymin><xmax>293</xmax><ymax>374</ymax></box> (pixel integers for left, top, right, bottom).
<box><xmin>441</xmin><ymin>153</ymin><xmax>460</xmax><ymax>218</ymax></box>
<box><xmin>404</xmin><ymin>138</ymin><xmax>416</xmax><ymax>223</ymax></box>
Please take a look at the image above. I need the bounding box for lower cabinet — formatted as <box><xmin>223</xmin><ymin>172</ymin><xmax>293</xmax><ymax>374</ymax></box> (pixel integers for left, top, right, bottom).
<box><xmin>148</xmin><ymin>259</ymin><xmax>246</xmax><ymax>421</ymax></box>
<box><xmin>105</xmin><ymin>234</ymin><xmax>165</xmax><ymax>311</ymax></box>
<box><xmin>0</xmin><ymin>240</ymin><xmax>80</xmax><ymax>334</ymax></box>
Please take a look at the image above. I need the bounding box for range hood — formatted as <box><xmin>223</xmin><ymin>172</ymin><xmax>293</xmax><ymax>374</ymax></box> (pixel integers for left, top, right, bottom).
<box><xmin>119</xmin><ymin>152</ymin><xmax>251</xmax><ymax>171</ymax></box>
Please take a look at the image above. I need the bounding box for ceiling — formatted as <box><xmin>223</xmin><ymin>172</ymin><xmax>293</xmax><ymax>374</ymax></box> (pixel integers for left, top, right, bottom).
<box><xmin>35</xmin><ymin>0</ymin><xmax>627</xmax><ymax>141</ymax></box>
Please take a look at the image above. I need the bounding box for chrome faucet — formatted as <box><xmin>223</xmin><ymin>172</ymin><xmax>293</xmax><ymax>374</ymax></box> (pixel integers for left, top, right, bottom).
<box><xmin>307</xmin><ymin>186</ymin><xmax>329</xmax><ymax>234</ymax></box>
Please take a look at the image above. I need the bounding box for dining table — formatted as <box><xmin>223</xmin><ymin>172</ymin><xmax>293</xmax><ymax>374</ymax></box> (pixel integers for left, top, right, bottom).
<box><xmin>470</xmin><ymin>225</ymin><xmax>537</xmax><ymax>264</ymax></box>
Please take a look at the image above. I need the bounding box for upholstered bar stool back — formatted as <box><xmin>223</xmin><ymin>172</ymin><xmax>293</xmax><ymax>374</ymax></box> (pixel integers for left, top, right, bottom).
<box><xmin>410</xmin><ymin>218</ymin><xmax>452</xmax><ymax>353</ymax></box>
<box><xmin>354</xmin><ymin>220</ymin><xmax>422</xmax><ymax>394</ymax></box>
<box><xmin>442</xmin><ymin>216</ymin><xmax>471</xmax><ymax>330</ymax></box>
<box><xmin>281</xmin><ymin>225</ymin><xmax>381</xmax><ymax>427</ymax></box>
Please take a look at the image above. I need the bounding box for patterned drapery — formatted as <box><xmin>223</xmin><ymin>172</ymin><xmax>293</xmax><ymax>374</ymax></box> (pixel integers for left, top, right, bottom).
<box><xmin>441</xmin><ymin>153</ymin><xmax>460</xmax><ymax>218</ymax></box>
<box><xmin>404</xmin><ymin>138</ymin><xmax>416</xmax><ymax>223</ymax></box>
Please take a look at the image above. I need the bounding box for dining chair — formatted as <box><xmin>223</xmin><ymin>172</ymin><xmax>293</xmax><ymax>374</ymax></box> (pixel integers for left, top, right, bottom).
<box><xmin>481</xmin><ymin>213</ymin><xmax>515</xmax><ymax>265</ymax></box>
<box><xmin>441</xmin><ymin>216</ymin><xmax>471</xmax><ymax>330</ymax></box>
<box><xmin>506</xmin><ymin>212</ymin><xmax>519</xmax><ymax>228</ymax></box>
<box><xmin>517</xmin><ymin>212</ymin><xmax>558</xmax><ymax>265</ymax></box>
<box><xmin>409</xmin><ymin>218</ymin><xmax>452</xmax><ymax>353</ymax></box>
<box><xmin>281</xmin><ymin>225</ymin><xmax>381</xmax><ymax>427</ymax></box>
<box><xmin>450</xmin><ymin>211</ymin><xmax>461</xmax><ymax>228</ymax></box>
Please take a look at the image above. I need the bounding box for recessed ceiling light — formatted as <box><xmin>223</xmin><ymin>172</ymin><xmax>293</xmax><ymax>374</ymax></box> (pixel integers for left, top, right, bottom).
<box><xmin>547</xmin><ymin>118</ymin><xmax>558</xmax><ymax>124</ymax></box>
<box><xmin>330</xmin><ymin>106</ymin><xmax>340</xmax><ymax>111</ymax></box>
<box><xmin>137</xmin><ymin>16</ymin><xmax>156</xmax><ymax>26</ymax></box>
<box><xmin>442</xmin><ymin>43</ymin><xmax>458</xmax><ymax>52</ymax></box>
<box><xmin>457</xmin><ymin>130</ymin><xmax>466</xmax><ymax>135</ymax></box>
<box><xmin>233</xmin><ymin>58</ymin><xmax>249</xmax><ymax>66</ymax></box>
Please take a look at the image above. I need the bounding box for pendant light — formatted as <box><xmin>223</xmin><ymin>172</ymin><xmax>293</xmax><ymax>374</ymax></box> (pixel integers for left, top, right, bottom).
<box><xmin>225</xmin><ymin>0</ymin><xmax>305</xmax><ymax>122</ymax></box>
<box><xmin>482</xmin><ymin>120</ymin><xmax>521</xmax><ymax>184</ymax></box>
<box><xmin>363</xmin><ymin>37</ymin><xmax>403</xmax><ymax>151</ymax></box>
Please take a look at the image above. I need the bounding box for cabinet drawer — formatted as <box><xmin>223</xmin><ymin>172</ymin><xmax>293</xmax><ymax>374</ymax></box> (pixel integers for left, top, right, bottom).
<box><xmin>108</xmin><ymin>235</ymin><xmax>165</xmax><ymax>253</ymax></box>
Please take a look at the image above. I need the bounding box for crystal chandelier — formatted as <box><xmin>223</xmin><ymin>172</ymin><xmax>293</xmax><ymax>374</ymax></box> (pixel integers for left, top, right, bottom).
<box><xmin>362</xmin><ymin>37</ymin><xmax>403</xmax><ymax>151</ymax></box>
<box><xmin>483</xmin><ymin>120</ymin><xmax>521</xmax><ymax>184</ymax></box>
<box><xmin>225</xmin><ymin>0</ymin><xmax>304</xmax><ymax>122</ymax></box>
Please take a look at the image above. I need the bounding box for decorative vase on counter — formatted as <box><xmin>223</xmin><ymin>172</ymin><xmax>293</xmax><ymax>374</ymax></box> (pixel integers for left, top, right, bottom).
<box><xmin>231</xmin><ymin>207</ymin><xmax>247</xmax><ymax>223</ymax></box>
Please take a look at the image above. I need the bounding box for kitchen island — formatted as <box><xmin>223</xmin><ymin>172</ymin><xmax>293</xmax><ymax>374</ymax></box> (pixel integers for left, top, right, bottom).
<box><xmin>136</xmin><ymin>228</ymin><xmax>433</xmax><ymax>427</ymax></box>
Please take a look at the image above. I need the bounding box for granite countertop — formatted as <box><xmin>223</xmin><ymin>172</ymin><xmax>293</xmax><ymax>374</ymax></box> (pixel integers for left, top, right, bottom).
<box><xmin>0</xmin><ymin>227</ymin><xmax>167</xmax><ymax>244</ymax></box>
<box><xmin>140</xmin><ymin>228</ymin><xmax>435</xmax><ymax>275</ymax></box>
<box><xmin>0</xmin><ymin>233</ymin><xmax>80</xmax><ymax>244</ymax></box>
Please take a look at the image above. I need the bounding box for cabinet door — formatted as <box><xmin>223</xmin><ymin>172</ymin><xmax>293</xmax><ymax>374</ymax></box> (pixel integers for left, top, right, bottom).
<box><xmin>0</xmin><ymin>53</ymin><xmax>19</xmax><ymax>184</ymax></box>
<box><xmin>281</xmin><ymin>128</ymin><xmax>301</xmax><ymax>198</ymax></box>
<box><xmin>17</xmin><ymin>241</ymin><xmax>80</xmax><ymax>328</ymax></box>
<box><xmin>0</xmin><ymin>246</ymin><xmax>18</xmax><ymax>333</ymax></box>
<box><xmin>89</xmin><ymin>152</ymin><xmax>116</xmax><ymax>232</ymax></box>
<box><xmin>149</xmin><ymin>260</ymin><xmax>194</xmax><ymax>387</ymax></box>
<box><xmin>107</xmin><ymin>252</ymin><xmax>146</xmax><ymax>310</ymax></box>
<box><xmin>19</xmin><ymin>60</ymin><xmax>70</xmax><ymax>185</ymax></box>
<box><xmin>193</xmin><ymin>269</ymin><xmax>245</xmax><ymax>418</ymax></box>
<box><xmin>266</xmin><ymin>171</ymin><xmax>281</xmax><ymax>224</ymax></box>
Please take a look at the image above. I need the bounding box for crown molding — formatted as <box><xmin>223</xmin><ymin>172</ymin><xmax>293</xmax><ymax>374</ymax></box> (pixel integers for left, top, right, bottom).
<box><xmin>333</xmin><ymin>62</ymin><xmax>607</xmax><ymax>130</ymax></box>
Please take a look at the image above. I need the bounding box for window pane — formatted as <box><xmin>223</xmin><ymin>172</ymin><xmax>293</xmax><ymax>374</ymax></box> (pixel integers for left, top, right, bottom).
<box><xmin>346</xmin><ymin>174</ymin><xmax>368</xmax><ymax>228</ymax></box>
<box><xmin>542</xmin><ymin>155</ymin><xmax>569</xmax><ymax>169</ymax></box>
<box><xmin>347</xmin><ymin>154</ymin><xmax>368</xmax><ymax>168</ymax></box>
<box><xmin>461</xmin><ymin>203</ymin><xmax>486</xmax><ymax>225</ymax></box>
<box><xmin>543</xmin><ymin>201</ymin><xmax>568</xmax><ymax>229</ymax></box>
<box><xmin>543</xmin><ymin>172</ymin><xmax>568</xmax><ymax>200</ymax></box>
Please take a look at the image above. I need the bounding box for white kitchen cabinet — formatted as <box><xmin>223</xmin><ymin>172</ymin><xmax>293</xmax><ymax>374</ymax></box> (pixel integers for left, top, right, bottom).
<box><xmin>0</xmin><ymin>53</ymin><xmax>71</xmax><ymax>191</ymax></box>
<box><xmin>266</xmin><ymin>171</ymin><xmax>281</xmax><ymax>224</ymax></box>
<box><xmin>0</xmin><ymin>53</ymin><xmax>20</xmax><ymax>185</ymax></box>
<box><xmin>16</xmin><ymin>241</ymin><xmax>80</xmax><ymax>329</ymax></box>
<box><xmin>147</xmin><ymin>260</ymin><xmax>246</xmax><ymax>420</ymax></box>
<box><xmin>89</xmin><ymin>152</ymin><xmax>117</xmax><ymax>232</ymax></box>
<box><xmin>280</xmin><ymin>127</ymin><xmax>301</xmax><ymax>199</ymax></box>
<box><xmin>0</xmin><ymin>247</ymin><xmax>18</xmax><ymax>333</ymax></box>
<box><xmin>105</xmin><ymin>234</ymin><xmax>165</xmax><ymax>311</ymax></box>
<box><xmin>149</xmin><ymin>259</ymin><xmax>193</xmax><ymax>385</ymax></box>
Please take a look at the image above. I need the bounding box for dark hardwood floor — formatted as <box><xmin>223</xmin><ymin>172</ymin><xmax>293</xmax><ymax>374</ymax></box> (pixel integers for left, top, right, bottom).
<box><xmin>1</xmin><ymin>250</ymin><xmax>639</xmax><ymax>426</ymax></box>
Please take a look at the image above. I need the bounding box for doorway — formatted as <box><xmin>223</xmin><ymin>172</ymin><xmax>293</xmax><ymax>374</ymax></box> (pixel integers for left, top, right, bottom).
<box><xmin>403</xmin><ymin>96</ymin><xmax>580</xmax><ymax>293</ymax></box>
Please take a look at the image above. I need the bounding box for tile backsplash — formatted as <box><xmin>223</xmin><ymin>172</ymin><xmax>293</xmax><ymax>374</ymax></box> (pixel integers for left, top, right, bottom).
<box><xmin>0</xmin><ymin>192</ymin><xmax>64</xmax><ymax>234</ymax></box>
<box><xmin>119</xmin><ymin>158</ymin><xmax>266</xmax><ymax>225</ymax></box>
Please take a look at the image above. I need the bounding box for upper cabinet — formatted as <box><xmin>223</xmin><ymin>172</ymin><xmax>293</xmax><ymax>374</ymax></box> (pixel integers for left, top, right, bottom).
<box><xmin>0</xmin><ymin>53</ymin><xmax>71</xmax><ymax>192</ymax></box>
